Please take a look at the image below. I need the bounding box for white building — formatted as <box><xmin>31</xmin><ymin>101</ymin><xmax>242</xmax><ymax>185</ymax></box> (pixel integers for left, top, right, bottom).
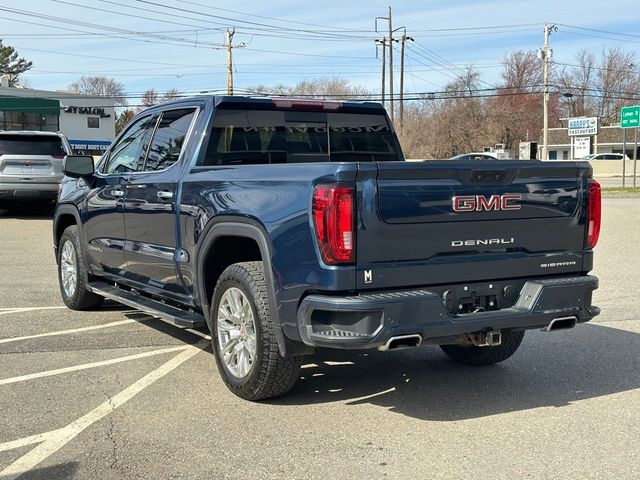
<box><xmin>0</xmin><ymin>83</ymin><xmax>116</xmax><ymax>155</ymax></box>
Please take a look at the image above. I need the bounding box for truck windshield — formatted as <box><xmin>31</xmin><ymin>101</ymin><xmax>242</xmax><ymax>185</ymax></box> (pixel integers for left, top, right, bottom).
<box><xmin>0</xmin><ymin>135</ymin><xmax>66</xmax><ymax>156</ymax></box>
<box><xmin>201</xmin><ymin>109</ymin><xmax>400</xmax><ymax>165</ymax></box>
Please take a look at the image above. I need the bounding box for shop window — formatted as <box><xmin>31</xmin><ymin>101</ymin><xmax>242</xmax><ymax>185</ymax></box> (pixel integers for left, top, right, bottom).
<box><xmin>87</xmin><ymin>117</ymin><xmax>100</xmax><ymax>129</ymax></box>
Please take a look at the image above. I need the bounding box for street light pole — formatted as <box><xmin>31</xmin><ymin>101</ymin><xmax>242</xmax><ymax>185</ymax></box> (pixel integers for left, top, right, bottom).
<box><xmin>542</xmin><ymin>23</ymin><xmax>556</xmax><ymax>160</ymax></box>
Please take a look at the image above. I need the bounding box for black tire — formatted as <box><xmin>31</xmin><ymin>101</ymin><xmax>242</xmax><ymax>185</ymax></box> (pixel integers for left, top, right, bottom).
<box><xmin>57</xmin><ymin>225</ymin><xmax>104</xmax><ymax>310</ymax></box>
<box><xmin>210</xmin><ymin>261</ymin><xmax>301</xmax><ymax>401</ymax></box>
<box><xmin>440</xmin><ymin>329</ymin><xmax>525</xmax><ymax>366</ymax></box>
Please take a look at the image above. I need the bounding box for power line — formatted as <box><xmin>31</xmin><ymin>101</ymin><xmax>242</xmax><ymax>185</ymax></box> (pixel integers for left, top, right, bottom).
<box><xmin>10</xmin><ymin>45</ymin><xmax>209</xmax><ymax>67</ymax></box>
<box><xmin>0</xmin><ymin>6</ymin><xmax>221</xmax><ymax>49</ymax></box>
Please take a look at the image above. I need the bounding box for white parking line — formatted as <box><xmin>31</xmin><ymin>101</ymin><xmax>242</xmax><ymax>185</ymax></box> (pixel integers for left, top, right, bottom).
<box><xmin>0</xmin><ymin>345</ymin><xmax>189</xmax><ymax>386</ymax></box>
<box><xmin>0</xmin><ymin>319</ymin><xmax>141</xmax><ymax>345</ymax></box>
<box><xmin>0</xmin><ymin>343</ymin><xmax>204</xmax><ymax>480</ymax></box>
<box><xmin>185</xmin><ymin>328</ymin><xmax>211</xmax><ymax>340</ymax></box>
<box><xmin>0</xmin><ymin>307</ymin><xmax>67</xmax><ymax>316</ymax></box>
<box><xmin>0</xmin><ymin>430</ymin><xmax>63</xmax><ymax>453</ymax></box>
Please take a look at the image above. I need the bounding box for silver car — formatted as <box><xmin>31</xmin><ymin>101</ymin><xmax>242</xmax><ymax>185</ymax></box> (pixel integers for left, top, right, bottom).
<box><xmin>0</xmin><ymin>131</ymin><xmax>72</xmax><ymax>214</ymax></box>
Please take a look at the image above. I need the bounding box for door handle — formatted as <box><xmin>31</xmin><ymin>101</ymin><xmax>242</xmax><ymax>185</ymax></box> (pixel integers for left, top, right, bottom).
<box><xmin>112</xmin><ymin>189</ymin><xmax>125</xmax><ymax>198</ymax></box>
<box><xmin>157</xmin><ymin>190</ymin><xmax>174</xmax><ymax>201</ymax></box>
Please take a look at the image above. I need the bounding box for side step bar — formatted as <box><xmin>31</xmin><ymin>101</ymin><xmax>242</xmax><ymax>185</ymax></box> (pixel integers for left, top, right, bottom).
<box><xmin>88</xmin><ymin>281</ymin><xmax>206</xmax><ymax>328</ymax></box>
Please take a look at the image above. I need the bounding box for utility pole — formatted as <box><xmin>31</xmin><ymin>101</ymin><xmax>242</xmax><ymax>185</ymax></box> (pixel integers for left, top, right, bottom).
<box><xmin>375</xmin><ymin>38</ymin><xmax>386</xmax><ymax>106</ymax></box>
<box><xmin>399</xmin><ymin>31</ymin><xmax>414</xmax><ymax>131</ymax></box>
<box><xmin>541</xmin><ymin>23</ymin><xmax>556</xmax><ymax>160</ymax></box>
<box><xmin>222</xmin><ymin>28</ymin><xmax>245</xmax><ymax>96</ymax></box>
<box><xmin>387</xmin><ymin>6</ymin><xmax>394</xmax><ymax>124</ymax></box>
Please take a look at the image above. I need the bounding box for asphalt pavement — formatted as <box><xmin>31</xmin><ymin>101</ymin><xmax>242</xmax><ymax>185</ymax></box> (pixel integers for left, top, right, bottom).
<box><xmin>0</xmin><ymin>199</ymin><xmax>639</xmax><ymax>480</ymax></box>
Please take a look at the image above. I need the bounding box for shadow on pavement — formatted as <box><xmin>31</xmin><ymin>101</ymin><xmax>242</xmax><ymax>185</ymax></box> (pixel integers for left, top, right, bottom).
<box><xmin>0</xmin><ymin>203</ymin><xmax>55</xmax><ymax>220</ymax></box>
<box><xmin>123</xmin><ymin>311</ymin><xmax>211</xmax><ymax>348</ymax></box>
<box><xmin>2</xmin><ymin>461</ymin><xmax>79</xmax><ymax>480</ymax></box>
<box><xmin>269</xmin><ymin>323</ymin><xmax>640</xmax><ymax>421</ymax></box>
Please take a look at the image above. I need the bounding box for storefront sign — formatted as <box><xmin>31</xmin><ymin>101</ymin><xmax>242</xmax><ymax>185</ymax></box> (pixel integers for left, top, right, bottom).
<box><xmin>63</xmin><ymin>106</ymin><xmax>109</xmax><ymax>117</ymax></box>
<box><xmin>573</xmin><ymin>136</ymin><xmax>591</xmax><ymax>158</ymax></box>
<box><xmin>69</xmin><ymin>139</ymin><xmax>111</xmax><ymax>152</ymax></box>
<box><xmin>568</xmin><ymin>117</ymin><xmax>599</xmax><ymax>136</ymax></box>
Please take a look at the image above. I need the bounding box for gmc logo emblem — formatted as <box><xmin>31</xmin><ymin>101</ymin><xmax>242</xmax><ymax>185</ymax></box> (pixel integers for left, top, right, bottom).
<box><xmin>452</xmin><ymin>194</ymin><xmax>522</xmax><ymax>212</ymax></box>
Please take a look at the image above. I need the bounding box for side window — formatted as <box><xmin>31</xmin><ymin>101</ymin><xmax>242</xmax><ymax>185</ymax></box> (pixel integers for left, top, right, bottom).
<box><xmin>103</xmin><ymin>115</ymin><xmax>157</xmax><ymax>174</ymax></box>
<box><xmin>143</xmin><ymin>108</ymin><xmax>196</xmax><ymax>171</ymax></box>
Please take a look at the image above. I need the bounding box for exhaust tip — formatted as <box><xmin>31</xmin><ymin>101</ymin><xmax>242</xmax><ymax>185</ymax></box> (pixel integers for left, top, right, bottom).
<box><xmin>544</xmin><ymin>316</ymin><xmax>577</xmax><ymax>332</ymax></box>
<box><xmin>379</xmin><ymin>334</ymin><xmax>422</xmax><ymax>351</ymax></box>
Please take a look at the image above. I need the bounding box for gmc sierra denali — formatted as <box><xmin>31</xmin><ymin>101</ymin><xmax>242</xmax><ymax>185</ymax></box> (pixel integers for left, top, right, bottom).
<box><xmin>54</xmin><ymin>96</ymin><xmax>601</xmax><ymax>400</ymax></box>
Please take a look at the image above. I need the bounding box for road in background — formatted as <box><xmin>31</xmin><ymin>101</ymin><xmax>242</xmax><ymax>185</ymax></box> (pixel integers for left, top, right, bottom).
<box><xmin>0</xmin><ymin>199</ymin><xmax>639</xmax><ymax>480</ymax></box>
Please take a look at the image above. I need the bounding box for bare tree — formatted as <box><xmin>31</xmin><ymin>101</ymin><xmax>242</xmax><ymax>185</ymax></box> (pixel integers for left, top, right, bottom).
<box><xmin>68</xmin><ymin>76</ymin><xmax>127</xmax><ymax>105</ymax></box>
<box><xmin>248</xmin><ymin>78</ymin><xmax>370</xmax><ymax>99</ymax></box>
<box><xmin>558</xmin><ymin>48</ymin><xmax>640</xmax><ymax>125</ymax></box>
<box><xmin>141</xmin><ymin>88</ymin><xmax>160</xmax><ymax>108</ymax></box>
<box><xmin>140</xmin><ymin>88</ymin><xmax>182</xmax><ymax>109</ymax></box>
<box><xmin>0</xmin><ymin>39</ymin><xmax>33</xmax><ymax>86</ymax></box>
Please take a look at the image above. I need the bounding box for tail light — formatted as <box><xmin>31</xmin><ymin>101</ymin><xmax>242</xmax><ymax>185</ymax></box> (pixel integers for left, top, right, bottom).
<box><xmin>272</xmin><ymin>98</ymin><xmax>342</xmax><ymax>111</ymax></box>
<box><xmin>586</xmin><ymin>179</ymin><xmax>601</xmax><ymax>248</ymax></box>
<box><xmin>312</xmin><ymin>184</ymin><xmax>355</xmax><ymax>264</ymax></box>
<box><xmin>51</xmin><ymin>155</ymin><xmax>65</xmax><ymax>159</ymax></box>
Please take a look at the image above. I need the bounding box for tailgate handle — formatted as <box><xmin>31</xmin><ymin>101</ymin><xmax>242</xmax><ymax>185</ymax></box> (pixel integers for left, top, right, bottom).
<box><xmin>471</xmin><ymin>170</ymin><xmax>507</xmax><ymax>184</ymax></box>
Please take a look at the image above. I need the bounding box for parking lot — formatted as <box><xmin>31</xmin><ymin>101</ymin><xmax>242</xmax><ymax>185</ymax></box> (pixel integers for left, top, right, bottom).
<box><xmin>0</xmin><ymin>198</ymin><xmax>639</xmax><ymax>480</ymax></box>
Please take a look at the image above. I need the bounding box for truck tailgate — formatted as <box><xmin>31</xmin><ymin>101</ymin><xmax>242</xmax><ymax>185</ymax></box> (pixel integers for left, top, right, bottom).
<box><xmin>356</xmin><ymin>160</ymin><xmax>592</xmax><ymax>290</ymax></box>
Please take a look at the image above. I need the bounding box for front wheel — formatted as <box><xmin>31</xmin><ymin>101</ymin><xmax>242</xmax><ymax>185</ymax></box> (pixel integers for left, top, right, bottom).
<box><xmin>440</xmin><ymin>330</ymin><xmax>525</xmax><ymax>366</ymax></box>
<box><xmin>211</xmin><ymin>261</ymin><xmax>301</xmax><ymax>401</ymax></box>
<box><xmin>57</xmin><ymin>225</ymin><xmax>104</xmax><ymax>310</ymax></box>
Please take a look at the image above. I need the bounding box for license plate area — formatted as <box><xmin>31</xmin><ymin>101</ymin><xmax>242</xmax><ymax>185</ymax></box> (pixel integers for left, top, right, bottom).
<box><xmin>432</xmin><ymin>279</ymin><xmax>527</xmax><ymax>315</ymax></box>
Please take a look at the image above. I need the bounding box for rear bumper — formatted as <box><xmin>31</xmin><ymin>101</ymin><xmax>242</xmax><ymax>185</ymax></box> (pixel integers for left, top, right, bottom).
<box><xmin>0</xmin><ymin>182</ymin><xmax>60</xmax><ymax>201</ymax></box>
<box><xmin>297</xmin><ymin>275</ymin><xmax>599</xmax><ymax>349</ymax></box>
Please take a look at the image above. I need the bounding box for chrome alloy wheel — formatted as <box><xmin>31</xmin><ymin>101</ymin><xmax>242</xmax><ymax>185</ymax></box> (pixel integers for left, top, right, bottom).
<box><xmin>60</xmin><ymin>240</ymin><xmax>78</xmax><ymax>298</ymax></box>
<box><xmin>217</xmin><ymin>287</ymin><xmax>257</xmax><ymax>379</ymax></box>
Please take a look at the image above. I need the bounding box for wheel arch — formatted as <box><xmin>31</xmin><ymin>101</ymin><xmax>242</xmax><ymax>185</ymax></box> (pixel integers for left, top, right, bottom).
<box><xmin>195</xmin><ymin>219</ymin><xmax>290</xmax><ymax>356</ymax></box>
<box><xmin>53</xmin><ymin>205</ymin><xmax>83</xmax><ymax>264</ymax></box>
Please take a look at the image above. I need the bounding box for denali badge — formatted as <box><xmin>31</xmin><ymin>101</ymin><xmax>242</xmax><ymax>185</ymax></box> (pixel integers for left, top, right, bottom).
<box><xmin>452</xmin><ymin>194</ymin><xmax>522</xmax><ymax>212</ymax></box>
<box><xmin>451</xmin><ymin>238</ymin><xmax>515</xmax><ymax>247</ymax></box>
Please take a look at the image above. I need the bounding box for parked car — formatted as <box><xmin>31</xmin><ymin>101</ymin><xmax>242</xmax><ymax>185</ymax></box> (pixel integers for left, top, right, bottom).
<box><xmin>0</xmin><ymin>130</ymin><xmax>72</xmax><ymax>214</ymax></box>
<box><xmin>54</xmin><ymin>96</ymin><xmax>600</xmax><ymax>401</ymax></box>
<box><xmin>581</xmin><ymin>153</ymin><xmax>628</xmax><ymax>161</ymax></box>
<box><xmin>450</xmin><ymin>152</ymin><xmax>499</xmax><ymax>161</ymax></box>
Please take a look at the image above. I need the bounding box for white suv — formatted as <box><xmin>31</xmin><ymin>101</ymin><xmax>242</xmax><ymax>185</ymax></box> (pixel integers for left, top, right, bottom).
<box><xmin>0</xmin><ymin>131</ymin><xmax>71</xmax><ymax>214</ymax></box>
<box><xmin>581</xmin><ymin>153</ymin><xmax>629</xmax><ymax>161</ymax></box>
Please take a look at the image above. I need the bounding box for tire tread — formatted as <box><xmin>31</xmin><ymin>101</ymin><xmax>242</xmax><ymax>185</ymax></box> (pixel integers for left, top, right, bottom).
<box><xmin>212</xmin><ymin>261</ymin><xmax>301</xmax><ymax>401</ymax></box>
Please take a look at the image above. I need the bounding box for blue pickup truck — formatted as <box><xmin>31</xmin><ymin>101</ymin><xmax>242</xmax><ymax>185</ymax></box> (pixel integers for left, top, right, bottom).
<box><xmin>54</xmin><ymin>96</ymin><xmax>601</xmax><ymax>400</ymax></box>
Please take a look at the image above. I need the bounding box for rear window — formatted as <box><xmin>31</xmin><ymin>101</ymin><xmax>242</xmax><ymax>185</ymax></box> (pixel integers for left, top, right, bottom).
<box><xmin>200</xmin><ymin>109</ymin><xmax>399</xmax><ymax>165</ymax></box>
<box><xmin>0</xmin><ymin>135</ymin><xmax>66</xmax><ymax>156</ymax></box>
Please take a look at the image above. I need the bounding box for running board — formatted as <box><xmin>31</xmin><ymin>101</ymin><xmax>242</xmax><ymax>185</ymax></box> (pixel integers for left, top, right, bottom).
<box><xmin>88</xmin><ymin>282</ymin><xmax>206</xmax><ymax>328</ymax></box>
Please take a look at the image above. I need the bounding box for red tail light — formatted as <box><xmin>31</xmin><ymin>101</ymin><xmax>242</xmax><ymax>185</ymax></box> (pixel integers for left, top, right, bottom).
<box><xmin>312</xmin><ymin>184</ymin><xmax>355</xmax><ymax>264</ymax></box>
<box><xmin>52</xmin><ymin>155</ymin><xmax>65</xmax><ymax>159</ymax></box>
<box><xmin>586</xmin><ymin>179</ymin><xmax>601</xmax><ymax>248</ymax></box>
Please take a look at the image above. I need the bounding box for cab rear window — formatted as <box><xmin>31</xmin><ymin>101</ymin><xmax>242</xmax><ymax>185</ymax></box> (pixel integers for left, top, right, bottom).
<box><xmin>0</xmin><ymin>135</ymin><xmax>66</xmax><ymax>156</ymax></box>
<box><xmin>200</xmin><ymin>109</ymin><xmax>400</xmax><ymax>165</ymax></box>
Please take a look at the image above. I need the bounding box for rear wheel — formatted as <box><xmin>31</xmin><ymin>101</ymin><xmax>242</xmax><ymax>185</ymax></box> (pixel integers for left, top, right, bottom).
<box><xmin>440</xmin><ymin>330</ymin><xmax>525</xmax><ymax>366</ymax></box>
<box><xmin>57</xmin><ymin>225</ymin><xmax>104</xmax><ymax>310</ymax></box>
<box><xmin>211</xmin><ymin>261</ymin><xmax>301</xmax><ymax>401</ymax></box>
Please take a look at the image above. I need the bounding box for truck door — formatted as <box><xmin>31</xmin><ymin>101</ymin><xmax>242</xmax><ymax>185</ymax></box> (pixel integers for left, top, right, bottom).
<box><xmin>122</xmin><ymin>107</ymin><xmax>197</xmax><ymax>299</ymax></box>
<box><xmin>83</xmin><ymin>114</ymin><xmax>157</xmax><ymax>277</ymax></box>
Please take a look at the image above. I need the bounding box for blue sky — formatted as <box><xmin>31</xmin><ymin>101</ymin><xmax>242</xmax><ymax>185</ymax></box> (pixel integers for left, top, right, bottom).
<box><xmin>2</xmin><ymin>0</ymin><xmax>640</xmax><ymax>103</ymax></box>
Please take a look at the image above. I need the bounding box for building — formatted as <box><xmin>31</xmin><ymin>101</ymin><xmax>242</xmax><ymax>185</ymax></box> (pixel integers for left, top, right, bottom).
<box><xmin>545</xmin><ymin>125</ymin><xmax>640</xmax><ymax>160</ymax></box>
<box><xmin>0</xmin><ymin>81</ymin><xmax>116</xmax><ymax>155</ymax></box>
